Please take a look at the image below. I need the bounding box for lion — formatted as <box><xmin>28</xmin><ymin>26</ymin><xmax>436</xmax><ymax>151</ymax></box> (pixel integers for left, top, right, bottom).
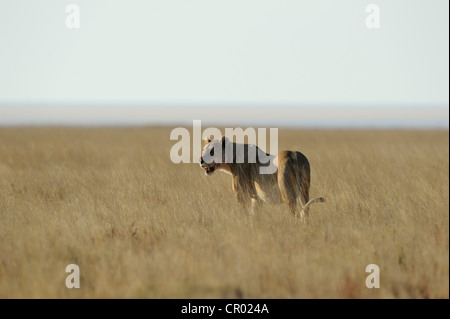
<box><xmin>199</xmin><ymin>135</ymin><xmax>324</xmax><ymax>220</ymax></box>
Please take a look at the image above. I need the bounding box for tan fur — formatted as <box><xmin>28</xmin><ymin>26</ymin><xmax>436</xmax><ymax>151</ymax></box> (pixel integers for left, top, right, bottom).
<box><xmin>200</xmin><ymin>136</ymin><xmax>325</xmax><ymax>221</ymax></box>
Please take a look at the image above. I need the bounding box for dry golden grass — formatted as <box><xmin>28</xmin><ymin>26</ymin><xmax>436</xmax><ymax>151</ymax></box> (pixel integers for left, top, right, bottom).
<box><xmin>0</xmin><ymin>127</ymin><xmax>448</xmax><ymax>298</ymax></box>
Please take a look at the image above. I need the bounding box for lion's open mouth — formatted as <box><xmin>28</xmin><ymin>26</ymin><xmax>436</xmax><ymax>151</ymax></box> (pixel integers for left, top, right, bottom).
<box><xmin>204</xmin><ymin>165</ymin><xmax>216</xmax><ymax>175</ymax></box>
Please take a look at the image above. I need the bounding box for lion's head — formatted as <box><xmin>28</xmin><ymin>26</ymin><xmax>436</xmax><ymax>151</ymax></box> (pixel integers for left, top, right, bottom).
<box><xmin>199</xmin><ymin>136</ymin><xmax>228</xmax><ymax>176</ymax></box>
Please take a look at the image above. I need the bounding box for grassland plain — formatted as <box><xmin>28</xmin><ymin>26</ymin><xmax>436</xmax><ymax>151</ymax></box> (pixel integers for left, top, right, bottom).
<box><xmin>0</xmin><ymin>127</ymin><xmax>448</xmax><ymax>298</ymax></box>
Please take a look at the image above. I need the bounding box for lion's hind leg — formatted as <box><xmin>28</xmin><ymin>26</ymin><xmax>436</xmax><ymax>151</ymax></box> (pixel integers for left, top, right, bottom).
<box><xmin>293</xmin><ymin>151</ymin><xmax>311</xmax><ymax>223</ymax></box>
<box><xmin>280</xmin><ymin>185</ymin><xmax>298</xmax><ymax>217</ymax></box>
<box><xmin>277</xmin><ymin>152</ymin><xmax>300</xmax><ymax>217</ymax></box>
<box><xmin>297</xmin><ymin>178</ymin><xmax>311</xmax><ymax>222</ymax></box>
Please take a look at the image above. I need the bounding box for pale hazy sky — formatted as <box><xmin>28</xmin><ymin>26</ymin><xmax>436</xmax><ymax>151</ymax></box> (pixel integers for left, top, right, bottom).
<box><xmin>0</xmin><ymin>0</ymin><xmax>448</xmax><ymax>126</ymax></box>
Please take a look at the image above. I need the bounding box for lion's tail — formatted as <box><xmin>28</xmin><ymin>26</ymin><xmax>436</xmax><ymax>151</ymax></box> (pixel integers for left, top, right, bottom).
<box><xmin>302</xmin><ymin>197</ymin><xmax>325</xmax><ymax>212</ymax></box>
<box><xmin>305</xmin><ymin>197</ymin><xmax>325</xmax><ymax>207</ymax></box>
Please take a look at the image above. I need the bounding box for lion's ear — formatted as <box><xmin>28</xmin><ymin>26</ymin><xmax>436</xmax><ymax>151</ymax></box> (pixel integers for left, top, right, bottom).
<box><xmin>204</xmin><ymin>137</ymin><xmax>211</xmax><ymax>145</ymax></box>
<box><xmin>220</xmin><ymin>135</ymin><xmax>227</xmax><ymax>149</ymax></box>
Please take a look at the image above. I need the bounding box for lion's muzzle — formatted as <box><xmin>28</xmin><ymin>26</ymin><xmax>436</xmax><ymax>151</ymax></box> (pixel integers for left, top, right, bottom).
<box><xmin>200</xmin><ymin>157</ymin><xmax>216</xmax><ymax>175</ymax></box>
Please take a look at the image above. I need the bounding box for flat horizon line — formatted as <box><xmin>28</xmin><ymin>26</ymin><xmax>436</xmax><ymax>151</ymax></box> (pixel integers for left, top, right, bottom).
<box><xmin>0</xmin><ymin>104</ymin><xmax>448</xmax><ymax>129</ymax></box>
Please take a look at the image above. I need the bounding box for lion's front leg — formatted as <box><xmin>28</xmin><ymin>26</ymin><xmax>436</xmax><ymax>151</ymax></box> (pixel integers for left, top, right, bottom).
<box><xmin>235</xmin><ymin>190</ymin><xmax>248</xmax><ymax>206</ymax></box>
<box><xmin>232</xmin><ymin>175</ymin><xmax>245</xmax><ymax>204</ymax></box>
<box><xmin>232</xmin><ymin>175</ymin><xmax>254</xmax><ymax>212</ymax></box>
<box><xmin>251</xmin><ymin>197</ymin><xmax>263</xmax><ymax>215</ymax></box>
